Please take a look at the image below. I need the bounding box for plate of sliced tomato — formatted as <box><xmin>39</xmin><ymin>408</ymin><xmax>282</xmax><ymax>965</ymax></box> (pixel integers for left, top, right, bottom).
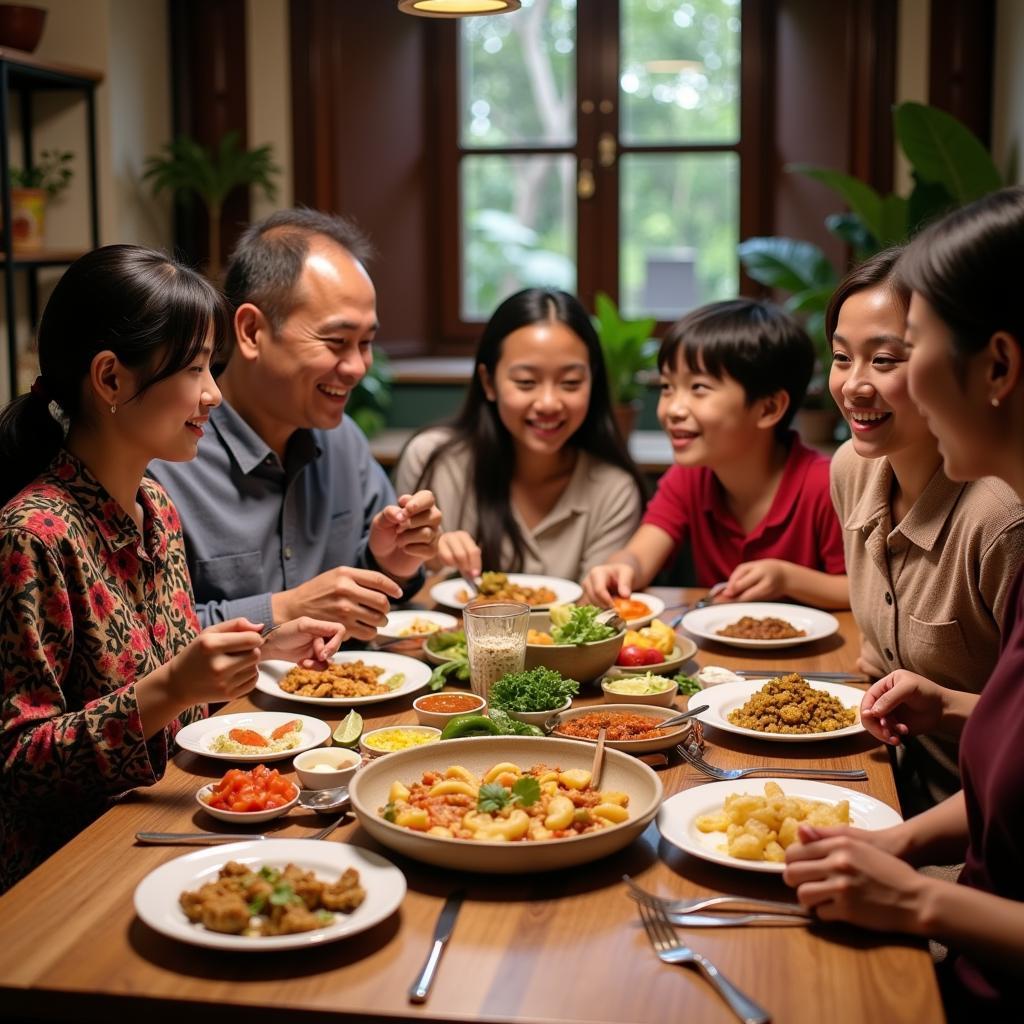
<box><xmin>175</xmin><ymin>712</ymin><xmax>332</xmax><ymax>763</ymax></box>
<box><xmin>196</xmin><ymin>764</ymin><xmax>300</xmax><ymax>823</ymax></box>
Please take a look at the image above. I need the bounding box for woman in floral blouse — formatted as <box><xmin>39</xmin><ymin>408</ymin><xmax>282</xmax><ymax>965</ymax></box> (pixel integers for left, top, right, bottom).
<box><xmin>0</xmin><ymin>245</ymin><xmax>345</xmax><ymax>892</ymax></box>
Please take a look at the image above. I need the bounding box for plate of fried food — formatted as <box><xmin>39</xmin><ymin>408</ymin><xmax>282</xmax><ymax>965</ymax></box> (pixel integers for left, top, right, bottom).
<box><xmin>679</xmin><ymin>601</ymin><xmax>840</xmax><ymax>649</ymax></box>
<box><xmin>686</xmin><ymin>674</ymin><xmax>865</xmax><ymax>742</ymax></box>
<box><xmin>133</xmin><ymin>839</ymin><xmax>406</xmax><ymax>951</ymax></box>
<box><xmin>657</xmin><ymin>779</ymin><xmax>902</xmax><ymax>874</ymax></box>
<box><xmin>256</xmin><ymin>651</ymin><xmax>432</xmax><ymax>706</ymax></box>
<box><xmin>430</xmin><ymin>570</ymin><xmax>583</xmax><ymax>611</ymax></box>
<box><xmin>175</xmin><ymin>712</ymin><xmax>331</xmax><ymax>762</ymax></box>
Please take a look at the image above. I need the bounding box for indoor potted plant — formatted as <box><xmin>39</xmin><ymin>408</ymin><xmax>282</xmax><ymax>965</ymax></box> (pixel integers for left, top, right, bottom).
<box><xmin>8</xmin><ymin>148</ymin><xmax>73</xmax><ymax>251</ymax></box>
<box><xmin>592</xmin><ymin>291</ymin><xmax>657</xmax><ymax>438</ymax></box>
<box><xmin>143</xmin><ymin>131</ymin><xmax>279</xmax><ymax>277</ymax></box>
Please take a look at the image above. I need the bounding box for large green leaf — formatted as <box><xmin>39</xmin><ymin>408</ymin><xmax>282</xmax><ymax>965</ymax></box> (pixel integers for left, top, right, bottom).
<box><xmin>894</xmin><ymin>101</ymin><xmax>1003</xmax><ymax>204</ymax></box>
<box><xmin>738</xmin><ymin>237</ymin><xmax>837</xmax><ymax>294</ymax></box>
<box><xmin>906</xmin><ymin>173</ymin><xmax>955</xmax><ymax>236</ymax></box>
<box><xmin>877</xmin><ymin>194</ymin><xmax>909</xmax><ymax>246</ymax></box>
<box><xmin>592</xmin><ymin>292</ymin><xmax>656</xmax><ymax>404</ymax></box>
<box><xmin>789</xmin><ymin>164</ymin><xmax>884</xmax><ymax>242</ymax></box>
<box><xmin>825</xmin><ymin>212</ymin><xmax>877</xmax><ymax>261</ymax></box>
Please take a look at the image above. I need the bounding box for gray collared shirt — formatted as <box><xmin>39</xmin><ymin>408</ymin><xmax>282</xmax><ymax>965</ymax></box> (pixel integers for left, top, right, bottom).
<box><xmin>150</xmin><ymin>400</ymin><xmax>417</xmax><ymax>627</ymax></box>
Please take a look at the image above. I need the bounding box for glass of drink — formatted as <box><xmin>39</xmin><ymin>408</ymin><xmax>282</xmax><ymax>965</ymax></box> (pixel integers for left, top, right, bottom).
<box><xmin>462</xmin><ymin>600</ymin><xmax>530</xmax><ymax>699</ymax></box>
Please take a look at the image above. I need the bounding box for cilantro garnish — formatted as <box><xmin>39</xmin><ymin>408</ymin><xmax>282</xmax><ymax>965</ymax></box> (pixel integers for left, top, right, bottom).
<box><xmin>476</xmin><ymin>776</ymin><xmax>541</xmax><ymax>814</ymax></box>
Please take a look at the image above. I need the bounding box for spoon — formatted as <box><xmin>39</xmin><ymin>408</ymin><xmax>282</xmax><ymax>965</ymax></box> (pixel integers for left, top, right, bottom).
<box><xmin>297</xmin><ymin>786</ymin><xmax>351</xmax><ymax>814</ymax></box>
<box><xmin>590</xmin><ymin>727</ymin><xmax>607</xmax><ymax>788</ymax></box>
<box><xmin>595</xmin><ymin>608</ymin><xmax>627</xmax><ymax>633</ymax></box>
<box><xmin>544</xmin><ymin>704</ymin><xmax>710</xmax><ymax>735</ymax></box>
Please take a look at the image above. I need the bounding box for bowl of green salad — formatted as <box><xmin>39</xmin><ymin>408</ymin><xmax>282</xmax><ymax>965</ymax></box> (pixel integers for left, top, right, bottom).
<box><xmin>524</xmin><ymin>605</ymin><xmax>624</xmax><ymax>683</ymax></box>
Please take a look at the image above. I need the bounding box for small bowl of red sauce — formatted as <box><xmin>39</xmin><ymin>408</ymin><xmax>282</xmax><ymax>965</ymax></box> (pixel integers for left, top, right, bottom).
<box><xmin>413</xmin><ymin>691</ymin><xmax>487</xmax><ymax>729</ymax></box>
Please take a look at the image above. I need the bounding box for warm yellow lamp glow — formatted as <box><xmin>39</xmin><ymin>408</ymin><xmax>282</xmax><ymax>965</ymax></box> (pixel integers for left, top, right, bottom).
<box><xmin>397</xmin><ymin>0</ymin><xmax>521</xmax><ymax>17</ymax></box>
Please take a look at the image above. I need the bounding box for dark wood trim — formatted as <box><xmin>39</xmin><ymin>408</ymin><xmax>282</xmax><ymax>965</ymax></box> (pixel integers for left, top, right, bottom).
<box><xmin>169</xmin><ymin>0</ymin><xmax>248</xmax><ymax>272</ymax></box>
<box><xmin>738</xmin><ymin>0</ymin><xmax>776</xmax><ymax>294</ymax></box>
<box><xmin>928</xmin><ymin>0</ymin><xmax>995</xmax><ymax>146</ymax></box>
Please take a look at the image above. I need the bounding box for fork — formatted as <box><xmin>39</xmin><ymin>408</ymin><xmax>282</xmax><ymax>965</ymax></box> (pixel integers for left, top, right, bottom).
<box><xmin>135</xmin><ymin>814</ymin><xmax>347</xmax><ymax>846</ymax></box>
<box><xmin>623</xmin><ymin>875</ymin><xmax>809</xmax><ymax>918</ymax></box>
<box><xmin>677</xmin><ymin>743</ymin><xmax>868</xmax><ymax>781</ymax></box>
<box><xmin>636</xmin><ymin>898</ymin><xmax>771</xmax><ymax>1023</ymax></box>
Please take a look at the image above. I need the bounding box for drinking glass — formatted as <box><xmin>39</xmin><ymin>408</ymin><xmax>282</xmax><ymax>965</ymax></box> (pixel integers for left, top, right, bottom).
<box><xmin>462</xmin><ymin>601</ymin><xmax>530</xmax><ymax>699</ymax></box>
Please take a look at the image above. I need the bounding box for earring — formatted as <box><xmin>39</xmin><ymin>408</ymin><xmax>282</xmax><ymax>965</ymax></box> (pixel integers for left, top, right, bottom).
<box><xmin>992</xmin><ymin>397</ymin><xmax>1000</xmax><ymax>408</ymax></box>
<box><xmin>110</xmin><ymin>403</ymin><xmax>117</xmax><ymax>415</ymax></box>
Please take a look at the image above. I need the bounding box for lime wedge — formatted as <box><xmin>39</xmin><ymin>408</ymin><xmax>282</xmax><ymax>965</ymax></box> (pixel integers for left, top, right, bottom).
<box><xmin>333</xmin><ymin>710</ymin><xmax>363</xmax><ymax>747</ymax></box>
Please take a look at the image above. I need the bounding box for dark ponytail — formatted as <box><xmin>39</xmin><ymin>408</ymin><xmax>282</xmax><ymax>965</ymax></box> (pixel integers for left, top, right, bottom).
<box><xmin>0</xmin><ymin>244</ymin><xmax>230</xmax><ymax>506</ymax></box>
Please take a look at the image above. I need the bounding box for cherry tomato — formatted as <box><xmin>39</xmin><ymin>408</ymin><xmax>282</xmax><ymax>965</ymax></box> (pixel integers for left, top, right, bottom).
<box><xmin>616</xmin><ymin>644</ymin><xmax>663</xmax><ymax>667</ymax></box>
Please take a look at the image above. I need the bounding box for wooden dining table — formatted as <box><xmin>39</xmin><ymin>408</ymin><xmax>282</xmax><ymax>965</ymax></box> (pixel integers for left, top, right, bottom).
<box><xmin>0</xmin><ymin>588</ymin><xmax>945</xmax><ymax>1024</ymax></box>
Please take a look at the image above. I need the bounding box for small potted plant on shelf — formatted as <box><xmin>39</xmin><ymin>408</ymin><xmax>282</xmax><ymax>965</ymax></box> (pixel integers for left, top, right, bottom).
<box><xmin>592</xmin><ymin>291</ymin><xmax>658</xmax><ymax>439</ymax></box>
<box><xmin>7</xmin><ymin>148</ymin><xmax>73</xmax><ymax>252</ymax></box>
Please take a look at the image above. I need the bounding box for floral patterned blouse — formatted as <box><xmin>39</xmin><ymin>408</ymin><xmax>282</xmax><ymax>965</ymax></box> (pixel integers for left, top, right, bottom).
<box><xmin>0</xmin><ymin>449</ymin><xmax>205</xmax><ymax>892</ymax></box>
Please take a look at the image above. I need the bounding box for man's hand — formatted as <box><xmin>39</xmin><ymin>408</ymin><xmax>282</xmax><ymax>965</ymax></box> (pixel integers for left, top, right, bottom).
<box><xmin>368</xmin><ymin>490</ymin><xmax>442</xmax><ymax>580</ymax></box>
<box><xmin>260</xmin><ymin>616</ymin><xmax>346</xmax><ymax>667</ymax></box>
<box><xmin>720</xmin><ymin>559</ymin><xmax>790</xmax><ymax>602</ymax></box>
<box><xmin>271</xmin><ymin>567</ymin><xmax>403</xmax><ymax>642</ymax></box>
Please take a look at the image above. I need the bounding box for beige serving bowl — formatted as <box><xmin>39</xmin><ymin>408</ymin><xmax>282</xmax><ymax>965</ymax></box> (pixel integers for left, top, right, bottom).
<box><xmin>349</xmin><ymin>735</ymin><xmax>663</xmax><ymax>873</ymax></box>
<box><xmin>524</xmin><ymin>611</ymin><xmax>625</xmax><ymax>682</ymax></box>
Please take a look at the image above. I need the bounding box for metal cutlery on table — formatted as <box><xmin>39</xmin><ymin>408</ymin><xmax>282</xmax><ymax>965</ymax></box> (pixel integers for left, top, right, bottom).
<box><xmin>667</xmin><ymin>582</ymin><xmax>728</xmax><ymax>627</ymax></box>
<box><xmin>624</xmin><ymin>875</ymin><xmax>809</xmax><ymax>919</ymax></box>
<box><xmin>409</xmin><ymin>889</ymin><xmax>465</xmax><ymax>1003</ymax></box>
<box><xmin>135</xmin><ymin>814</ymin><xmax>347</xmax><ymax>845</ymax></box>
<box><xmin>635</xmin><ymin>896</ymin><xmax>771</xmax><ymax>1024</ymax></box>
<box><xmin>677</xmin><ymin>743</ymin><xmax>868</xmax><ymax>782</ymax></box>
<box><xmin>734</xmin><ymin>669</ymin><xmax>866</xmax><ymax>682</ymax></box>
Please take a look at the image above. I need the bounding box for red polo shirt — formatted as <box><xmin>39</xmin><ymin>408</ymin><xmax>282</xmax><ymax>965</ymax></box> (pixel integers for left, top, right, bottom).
<box><xmin>641</xmin><ymin>433</ymin><xmax>846</xmax><ymax>586</ymax></box>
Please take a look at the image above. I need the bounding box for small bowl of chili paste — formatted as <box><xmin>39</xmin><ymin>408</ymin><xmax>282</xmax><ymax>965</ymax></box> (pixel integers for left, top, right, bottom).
<box><xmin>413</xmin><ymin>691</ymin><xmax>487</xmax><ymax>729</ymax></box>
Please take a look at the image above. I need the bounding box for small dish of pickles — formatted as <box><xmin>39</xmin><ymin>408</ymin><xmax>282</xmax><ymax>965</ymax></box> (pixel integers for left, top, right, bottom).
<box><xmin>601</xmin><ymin>673</ymin><xmax>678</xmax><ymax>707</ymax></box>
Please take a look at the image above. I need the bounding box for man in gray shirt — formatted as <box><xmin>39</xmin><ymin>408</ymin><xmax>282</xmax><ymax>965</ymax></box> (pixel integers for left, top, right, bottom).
<box><xmin>151</xmin><ymin>209</ymin><xmax>441</xmax><ymax>637</ymax></box>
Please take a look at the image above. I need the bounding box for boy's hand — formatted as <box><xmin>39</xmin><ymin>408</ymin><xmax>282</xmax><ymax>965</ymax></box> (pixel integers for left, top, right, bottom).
<box><xmin>582</xmin><ymin>562</ymin><xmax>635</xmax><ymax>606</ymax></box>
<box><xmin>720</xmin><ymin>559</ymin><xmax>790</xmax><ymax>602</ymax></box>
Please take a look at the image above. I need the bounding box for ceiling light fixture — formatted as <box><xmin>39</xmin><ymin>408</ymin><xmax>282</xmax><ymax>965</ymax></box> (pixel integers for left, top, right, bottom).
<box><xmin>397</xmin><ymin>0</ymin><xmax>521</xmax><ymax>17</ymax></box>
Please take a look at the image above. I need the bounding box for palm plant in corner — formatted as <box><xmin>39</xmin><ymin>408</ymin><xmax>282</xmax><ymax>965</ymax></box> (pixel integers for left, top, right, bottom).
<box><xmin>143</xmin><ymin>131</ymin><xmax>279</xmax><ymax>277</ymax></box>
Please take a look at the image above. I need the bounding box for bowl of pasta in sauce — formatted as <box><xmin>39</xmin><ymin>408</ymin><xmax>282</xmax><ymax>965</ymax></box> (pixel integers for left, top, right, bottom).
<box><xmin>348</xmin><ymin>735</ymin><xmax>663</xmax><ymax>873</ymax></box>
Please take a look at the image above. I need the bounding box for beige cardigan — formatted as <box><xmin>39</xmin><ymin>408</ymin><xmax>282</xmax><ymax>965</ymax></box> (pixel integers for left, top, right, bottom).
<box><xmin>394</xmin><ymin>428</ymin><xmax>642</xmax><ymax>580</ymax></box>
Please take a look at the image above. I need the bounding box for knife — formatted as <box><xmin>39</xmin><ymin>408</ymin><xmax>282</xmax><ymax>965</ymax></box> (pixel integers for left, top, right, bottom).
<box><xmin>135</xmin><ymin>832</ymin><xmax>269</xmax><ymax>845</ymax></box>
<box><xmin>408</xmin><ymin>889</ymin><xmax>465</xmax><ymax>1004</ymax></box>
<box><xmin>735</xmin><ymin>670</ymin><xmax>867</xmax><ymax>682</ymax></box>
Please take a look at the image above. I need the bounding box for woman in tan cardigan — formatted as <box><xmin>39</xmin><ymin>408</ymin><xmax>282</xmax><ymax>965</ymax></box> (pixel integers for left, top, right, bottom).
<box><xmin>826</xmin><ymin>247</ymin><xmax>1024</xmax><ymax>809</ymax></box>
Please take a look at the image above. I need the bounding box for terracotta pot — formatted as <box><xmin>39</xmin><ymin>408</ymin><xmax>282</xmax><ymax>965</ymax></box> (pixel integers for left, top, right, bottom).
<box><xmin>794</xmin><ymin>407</ymin><xmax>841</xmax><ymax>446</ymax></box>
<box><xmin>613</xmin><ymin>400</ymin><xmax>641</xmax><ymax>440</ymax></box>
<box><xmin>9</xmin><ymin>186</ymin><xmax>45</xmax><ymax>250</ymax></box>
<box><xmin>0</xmin><ymin>4</ymin><xmax>46</xmax><ymax>52</ymax></box>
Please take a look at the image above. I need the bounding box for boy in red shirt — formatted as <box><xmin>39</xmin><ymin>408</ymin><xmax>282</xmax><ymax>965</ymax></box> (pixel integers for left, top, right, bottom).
<box><xmin>584</xmin><ymin>299</ymin><xmax>848</xmax><ymax>609</ymax></box>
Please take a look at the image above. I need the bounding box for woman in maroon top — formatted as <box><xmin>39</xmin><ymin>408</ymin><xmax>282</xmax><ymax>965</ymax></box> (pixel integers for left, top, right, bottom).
<box><xmin>783</xmin><ymin>187</ymin><xmax>1024</xmax><ymax>1019</ymax></box>
<box><xmin>0</xmin><ymin>246</ymin><xmax>344</xmax><ymax>892</ymax></box>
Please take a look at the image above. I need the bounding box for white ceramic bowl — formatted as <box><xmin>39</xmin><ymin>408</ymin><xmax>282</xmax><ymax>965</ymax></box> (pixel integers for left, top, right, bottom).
<box><xmin>349</xmin><ymin>735</ymin><xmax>663</xmax><ymax>873</ymax></box>
<box><xmin>412</xmin><ymin>692</ymin><xmax>487</xmax><ymax>729</ymax></box>
<box><xmin>195</xmin><ymin>780</ymin><xmax>299</xmax><ymax>824</ymax></box>
<box><xmin>601</xmin><ymin>676</ymin><xmax>678</xmax><ymax>707</ymax></box>
<box><xmin>293</xmin><ymin>747</ymin><xmax>362</xmax><ymax>790</ymax></box>
<box><xmin>360</xmin><ymin>725</ymin><xmax>442</xmax><ymax>758</ymax></box>
<box><xmin>495</xmin><ymin>696</ymin><xmax>572</xmax><ymax>728</ymax></box>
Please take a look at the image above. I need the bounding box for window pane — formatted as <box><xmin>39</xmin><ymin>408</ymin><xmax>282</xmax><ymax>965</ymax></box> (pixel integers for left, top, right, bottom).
<box><xmin>620</xmin><ymin>0</ymin><xmax>740</xmax><ymax>145</ymax></box>
<box><xmin>461</xmin><ymin>154</ymin><xmax>576</xmax><ymax>320</ymax></box>
<box><xmin>460</xmin><ymin>0</ymin><xmax>576</xmax><ymax>149</ymax></box>
<box><xmin>619</xmin><ymin>152</ymin><xmax>738</xmax><ymax>318</ymax></box>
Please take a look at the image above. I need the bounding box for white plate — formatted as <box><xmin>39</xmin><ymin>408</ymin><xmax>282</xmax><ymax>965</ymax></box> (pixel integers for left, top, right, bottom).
<box><xmin>378</xmin><ymin>609</ymin><xmax>459</xmax><ymax>639</ymax></box>
<box><xmin>603</xmin><ymin>638</ymin><xmax>699</xmax><ymax>678</ymax></box>
<box><xmin>657</xmin><ymin>780</ymin><xmax>902</xmax><ymax>874</ymax></box>
<box><xmin>430</xmin><ymin>573</ymin><xmax>583</xmax><ymax>611</ymax></box>
<box><xmin>612</xmin><ymin>592</ymin><xmax>665</xmax><ymax>628</ymax></box>
<box><xmin>175</xmin><ymin>712</ymin><xmax>331</xmax><ymax>762</ymax></box>
<box><xmin>687</xmin><ymin>679</ymin><xmax>865</xmax><ymax>742</ymax></box>
<box><xmin>255</xmin><ymin>652</ymin><xmax>432</xmax><ymax>707</ymax></box>
<box><xmin>196</xmin><ymin>780</ymin><xmax>299</xmax><ymax>823</ymax></box>
<box><xmin>680</xmin><ymin>602</ymin><xmax>840</xmax><ymax>649</ymax></box>
<box><xmin>134</xmin><ymin>839</ymin><xmax>405</xmax><ymax>951</ymax></box>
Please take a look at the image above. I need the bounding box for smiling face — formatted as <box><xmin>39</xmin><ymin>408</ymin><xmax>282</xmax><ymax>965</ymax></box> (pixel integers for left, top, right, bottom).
<box><xmin>656</xmin><ymin>350</ymin><xmax>770</xmax><ymax>466</ymax></box>
<box><xmin>828</xmin><ymin>285</ymin><xmax>933</xmax><ymax>460</ymax></box>
<box><xmin>252</xmin><ymin>239</ymin><xmax>378</xmax><ymax>432</ymax></box>
<box><xmin>480</xmin><ymin>319</ymin><xmax>592</xmax><ymax>459</ymax></box>
<box><xmin>125</xmin><ymin>333</ymin><xmax>221</xmax><ymax>462</ymax></box>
